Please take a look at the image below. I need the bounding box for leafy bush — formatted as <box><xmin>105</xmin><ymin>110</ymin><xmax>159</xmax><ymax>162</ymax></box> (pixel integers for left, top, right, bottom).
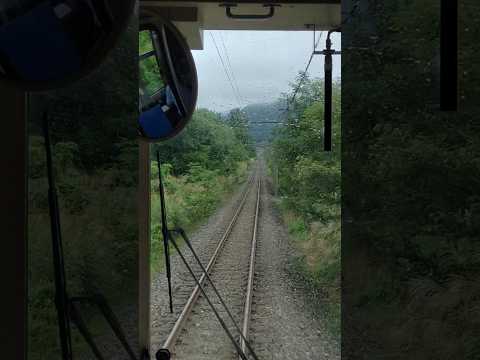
<box><xmin>152</xmin><ymin>108</ymin><xmax>252</xmax><ymax>175</ymax></box>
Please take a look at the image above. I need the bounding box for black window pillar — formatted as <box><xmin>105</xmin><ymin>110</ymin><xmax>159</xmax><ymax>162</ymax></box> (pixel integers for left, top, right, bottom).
<box><xmin>0</xmin><ymin>85</ymin><xmax>27</xmax><ymax>360</ymax></box>
<box><xmin>440</xmin><ymin>0</ymin><xmax>458</xmax><ymax>111</ymax></box>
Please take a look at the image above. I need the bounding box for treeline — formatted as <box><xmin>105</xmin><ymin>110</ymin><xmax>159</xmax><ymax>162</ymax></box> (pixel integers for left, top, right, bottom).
<box><xmin>243</xmin><ymin>100</ymin><xmax>285</xmax><ymax>144</ymax></box>
<box><xmin>267</xmin><ymin>73</ymin><xmax>341</xmax><ymax>337</ymax></box>
<box><xmin>152</xmin><ymin>108</ymin><xmax>254</xmax><ymax>175</ymax></box>
<box><xmin>150</xmin><ymin>108</ymin><xmax>254</xmax><ymax>271</ymax></box>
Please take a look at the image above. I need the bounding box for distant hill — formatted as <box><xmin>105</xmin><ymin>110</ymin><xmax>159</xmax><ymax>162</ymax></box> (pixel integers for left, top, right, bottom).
<box><xmin>243</xmin><ymin>100</ymin><xmax>286</xmax><ymax>144</ymax></box>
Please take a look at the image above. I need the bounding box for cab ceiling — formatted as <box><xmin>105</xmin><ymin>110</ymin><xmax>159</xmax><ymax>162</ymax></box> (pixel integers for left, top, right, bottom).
<box><xmin>140</xmin><ymin>1</ymin><xmax>341</xmax><ymax>49</ymax></box>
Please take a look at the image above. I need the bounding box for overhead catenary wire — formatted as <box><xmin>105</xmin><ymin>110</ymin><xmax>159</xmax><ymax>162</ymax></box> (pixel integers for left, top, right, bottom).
<box><xmin>218</xmin><ymin>32</ymin><xmax>243</xmax><ymax>105</ymax></box>
<box><xmin>209</xmin><ymin>32</ymin><xmax>239</xmax><ymax>105</ymax></box>
<box><xmin>272</xmin><ymin>24</ymin><xmax>343</xmax><ymax>145</ymax></box>
<box><xmin>209</xmin><ymin>32</ymin><xmax>243</xmax><ymax>108</ymax></box>
<box><xmin>218</xmin><ymin>32</ymin><xmax>244</xmax><ymax>105</ymax></box>
<box><xmin>286</xmin><ymin>28</ymin><xmax>323</xmax><ymax>111</ymax></box>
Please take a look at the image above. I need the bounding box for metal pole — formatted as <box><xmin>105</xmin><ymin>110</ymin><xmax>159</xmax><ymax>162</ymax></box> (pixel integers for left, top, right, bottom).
<box><xmin>156</xmin><ymin>151</ymin><xmax>174</xmax><ymax>313</ymax></box>
<box><xmin>324</xmin><ymin>35</ymin><xmax>333</xmax><ymax>151</ymax></box>
<box><xmin>43</xmin><ymin>113</ymin><xmax>73</xmax><ymax>360</ymax></box>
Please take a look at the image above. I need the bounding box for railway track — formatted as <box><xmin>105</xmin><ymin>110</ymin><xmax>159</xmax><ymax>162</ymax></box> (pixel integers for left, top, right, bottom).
<box><xmin>162</xmin><ymin>169</ymin><xmax>262</xmax><ymax>360</ymax></box>
<box><xmin>150</xmin><ymin>170</ymin><xmax>256</xmax><ymax>349</ymax></box>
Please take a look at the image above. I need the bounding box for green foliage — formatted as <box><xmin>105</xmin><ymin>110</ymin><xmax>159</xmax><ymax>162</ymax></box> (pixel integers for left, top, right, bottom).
<box><xmin>268</xmin><ymin>74</ymin><xmax>341</xmax><ymax>338</ymax></box>
<box><xmin>139</xmin><ymin>30</ymin><xmax>153</xmax><ymax>54</ymax></box>
<box><xmin>150</xmin><ymin>160</ymin><xmax>250</xmax><ymax>272</ymax></box>
<box><xmin>28</xmin><ymin>138</ymin><xmax>139</xmax><ymax>360</ymax></box>
<box><xmin>224</xmin><ymin>108</ymin><xmax>255</xmax><ymax>157</ymax></box>
<box><xmin>270</xmin><ymin>76</ymin><xmax>341</xmax><ymax>221</ymax></box>
<box><xmin>139</xmin><ymin>30</ymin><xmax>164</xmax><ymax>97</ymax></box>
<box><xmin>152</xmin><ymin>108</ymin><xmax>253</xmax><ymax>175</ymax></box>
<box><xmin>243</xmin><ymin>100</ymin><xmax>285</xmax><ymax>143</ymax></box>
<box><xmin>288</xmin><ymin>219</ymin><xmax>341</xmax><ymax>336</ymax></box>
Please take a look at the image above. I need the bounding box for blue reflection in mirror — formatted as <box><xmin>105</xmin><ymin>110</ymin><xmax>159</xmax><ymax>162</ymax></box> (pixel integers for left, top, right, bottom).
<box><xmin>137</xmin><ymin>24</ymin><xmax>197</xmax><ymax>142</ymax></box>
<box><xmin>139</xmin><ymin>86</ymin><xmax>182</xmax><ymax>139</ymax></box>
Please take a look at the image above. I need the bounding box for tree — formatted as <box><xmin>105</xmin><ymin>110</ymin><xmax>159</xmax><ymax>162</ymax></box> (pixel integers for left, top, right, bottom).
<box><xmin>225</xmin><ymin>108</ymin><xmax>255</xmax><ymax>156</ymax></box>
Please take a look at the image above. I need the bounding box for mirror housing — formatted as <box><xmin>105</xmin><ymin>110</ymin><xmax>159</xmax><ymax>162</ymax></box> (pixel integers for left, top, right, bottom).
<box><xmin>138</xmin><ymin>15</ymin><xmax>198</xmax><ymax>142</ymax></box>
<box><xmin>0</xmin><ymin>0</ymin><xmax>135</xmax><ymax>91</ymax></box>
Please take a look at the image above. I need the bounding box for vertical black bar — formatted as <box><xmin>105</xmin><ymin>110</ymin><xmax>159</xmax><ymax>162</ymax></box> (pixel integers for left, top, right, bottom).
<box><xmin>324</xmin><ymin>43</ymin><xmax>333</xmax><ymax>151</ymax></box>
<box><xmin>43</xmin><ymin>113</ymin><xmax>73</xmax><ymax>360</ymax></box>
<box><xmin>440</xmin><ymin>0</ymin><xmax>458</xmax><ymax>111</ymax></box>
<box><xmin>156</xmin><ymin>151</ymin><xmax>173</xmax><ymax>313</ymax></box>
<box><xmin>0</xmin><ymin>85</ymin><xmax>26</xmax><ymax>360</ymax></box>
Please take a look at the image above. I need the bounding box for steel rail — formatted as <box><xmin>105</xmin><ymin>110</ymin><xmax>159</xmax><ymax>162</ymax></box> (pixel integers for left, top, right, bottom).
<box><xmin>239</xmin><ymin>177</ymin><xmax>261</xmax><ymax>358</ymax></box>
<box><xmin>167</xmin><ymin>235</ymin><xmax>250</xmax><ymax>360</ymax></box>
<box><xmin>162</xmin><ymin>171</ymin><xmax>256</xmax><ymax>351</ymax></box>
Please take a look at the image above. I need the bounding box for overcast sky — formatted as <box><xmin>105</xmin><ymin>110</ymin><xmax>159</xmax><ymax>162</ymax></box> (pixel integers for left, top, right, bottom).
<box><xmin>191</xmin><ymin>30</ymin><xmax>341</xmax><ymax>112</ymax></box>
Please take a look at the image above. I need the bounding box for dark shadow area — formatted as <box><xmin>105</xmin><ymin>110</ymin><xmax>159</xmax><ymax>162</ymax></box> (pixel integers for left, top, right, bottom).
<box><xmin>342</xmin><ymin>1</ymin><xmax>480</xmax><ymax>358</ymax></box>
<box><xmin>27</xmin><ymin>17</ymin><xmax>140</xmax><ymax>360</ymax></box>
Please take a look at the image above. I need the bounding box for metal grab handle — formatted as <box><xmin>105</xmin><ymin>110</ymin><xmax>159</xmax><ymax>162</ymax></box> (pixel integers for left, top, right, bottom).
<box><xmin>220</xmin><ymin>3</ymin><xmax>280</xmax><ymax>20</ymax></box>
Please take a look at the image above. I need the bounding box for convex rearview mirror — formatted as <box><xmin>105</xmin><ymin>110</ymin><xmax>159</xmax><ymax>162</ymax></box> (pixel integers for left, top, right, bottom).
<box><xmin>0</xmin><ymin>0</ymin><xmax>136</xmax><ymax>91</ymax></box>
<box><xmin>138</xmin><ymin>16</ymin><xmax>198</xmax><ymax>142</ymax></box>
